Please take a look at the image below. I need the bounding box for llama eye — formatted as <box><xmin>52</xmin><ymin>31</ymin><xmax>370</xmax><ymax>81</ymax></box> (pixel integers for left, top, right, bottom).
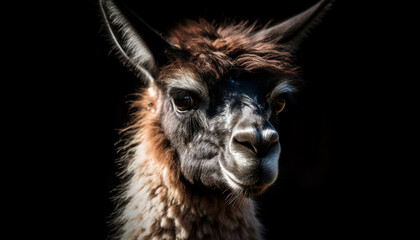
<box><xmin>173</xmin><ymin>95</ymin><xmax>195</xmax><ymax>112</ymax></box>
<box><xmin>273</xmin><ymin>99</ymin><xmax>286</xmax><ymax>115</ymax></box>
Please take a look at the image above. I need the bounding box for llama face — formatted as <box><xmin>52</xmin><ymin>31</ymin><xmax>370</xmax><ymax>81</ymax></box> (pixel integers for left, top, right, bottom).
<box><xmin>157</xmin><ymin>69</ymin><xmax>295</xmax><ymax>196</ymax></box>
<box><xmin>101</xmin><ymin>0</ymin><xmax>332</xmax><ymax>198</ymax></box>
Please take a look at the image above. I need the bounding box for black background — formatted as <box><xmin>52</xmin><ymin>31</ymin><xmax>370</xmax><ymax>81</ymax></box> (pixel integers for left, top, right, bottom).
<box><xmin>13</xmin><ymin>0</ymin><xmax>411</xmax><ymax>239</ymax></box>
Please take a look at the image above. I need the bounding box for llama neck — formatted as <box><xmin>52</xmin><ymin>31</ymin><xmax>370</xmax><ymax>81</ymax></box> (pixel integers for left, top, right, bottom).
<box><xmin>117</xmin><ymin>104</ymin><xmax>263</xmax><ymax>239</ymax></box>
<box><xmin>119</xmin><ymin>142</ymin><xmax>262</xmax><ymax>240</ymax></box>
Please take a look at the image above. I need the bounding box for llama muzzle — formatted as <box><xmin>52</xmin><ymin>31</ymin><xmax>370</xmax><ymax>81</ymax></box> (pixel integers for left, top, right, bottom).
<box><xmin>221</xmin><ymin>105</ymin><xmax>281</xmax><ymax>196</ymax></box>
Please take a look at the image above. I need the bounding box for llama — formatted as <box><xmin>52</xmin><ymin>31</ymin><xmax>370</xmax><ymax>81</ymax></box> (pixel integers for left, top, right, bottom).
<box><xmin>100</xmin><ymin>0</ymin><xmax>332</xmax><ymax>239</ymax></box>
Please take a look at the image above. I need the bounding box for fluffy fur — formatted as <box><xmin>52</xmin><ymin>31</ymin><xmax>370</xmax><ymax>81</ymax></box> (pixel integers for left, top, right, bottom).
<box><xmin>161</xmin><ymin>19</ymin><xmax>298</xmax><ymax>81</ymax></box>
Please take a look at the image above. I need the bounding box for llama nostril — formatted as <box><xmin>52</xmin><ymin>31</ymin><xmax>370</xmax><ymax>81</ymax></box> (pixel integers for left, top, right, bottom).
<box><xmin>232</xmin><ymin>128</ymin><xmax>279</xmax><ymax>156</ymax></box>
<box><xmin>234</xmin><ymin>137</ymin><xmax>258</xmax><ymax>154</ymax></box>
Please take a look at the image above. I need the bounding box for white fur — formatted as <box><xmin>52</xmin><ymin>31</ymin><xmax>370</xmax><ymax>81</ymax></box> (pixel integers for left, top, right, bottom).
<box><xmin>269</xmin><ymin>81</ymin><xmax>296</xmax><ymax>100</ymax></box>
<box><xmin>167</xmin><ymin>71</ymin><xmax>209</xmax><ymax>105</ymax></box>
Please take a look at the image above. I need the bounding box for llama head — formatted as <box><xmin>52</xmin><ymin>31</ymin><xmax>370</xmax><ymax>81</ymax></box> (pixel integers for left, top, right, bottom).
<box><xmin>101</xmin><ymin>0</ymin><xmax>332</xmax><ymax>197</ymax></box>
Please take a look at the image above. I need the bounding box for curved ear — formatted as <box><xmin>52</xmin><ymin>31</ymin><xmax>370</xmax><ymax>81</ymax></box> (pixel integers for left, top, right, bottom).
<box><xmin>99</xmin><ymin>0</ymin><xmax>175</xmax><ymax>84</ymax></box>
<box><xmin>255</xmin><ymin>0</ymin><xmax>334</xmax><ymax>49</ymax></box>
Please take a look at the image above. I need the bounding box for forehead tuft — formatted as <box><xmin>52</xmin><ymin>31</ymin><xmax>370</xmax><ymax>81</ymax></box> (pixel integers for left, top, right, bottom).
<box><xmin>165</xmin><ymin>70</ymin><xmax>208</xmax><ymax>97</ymax></box>
<box><xmin>163</xmin><ymin>19</ymin><xmax>299</xmax><ymax>81</ymax></box>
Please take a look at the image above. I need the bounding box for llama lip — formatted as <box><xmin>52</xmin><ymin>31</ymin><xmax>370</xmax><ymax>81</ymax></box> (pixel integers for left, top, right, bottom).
<box><xmin>227</xmin><ymin>173</ymin><xmax>268</xmax><ymax>197</ymax></box>
<box><xmin>221</xmin><ymin>163</ymin><xmax>269</xmax><ymax>195</ymax></box>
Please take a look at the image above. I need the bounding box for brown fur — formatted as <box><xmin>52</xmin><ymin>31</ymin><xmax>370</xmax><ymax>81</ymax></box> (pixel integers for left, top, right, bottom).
<box><xmin>162</xmin><ymin>19</ymin><xmax>299</xmax><ymax>81</ymax></box>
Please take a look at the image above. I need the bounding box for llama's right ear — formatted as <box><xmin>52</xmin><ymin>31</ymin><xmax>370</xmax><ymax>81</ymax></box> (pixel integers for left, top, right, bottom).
<box><xmin>99</xmin><ymin>0</ymin><xmax>175</xmax><ymax>84</ymax></box>
<box><xmin>254</xmin><ymin>0</ymin><xmax>333</xmax><ymax>50</ymax></box>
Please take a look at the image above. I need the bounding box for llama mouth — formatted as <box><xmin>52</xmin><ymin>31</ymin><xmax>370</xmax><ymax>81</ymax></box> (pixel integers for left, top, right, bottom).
<box><xmin>221</xmin><ymin>165</ymin><xmax>268</xmax><ymax>197</ymax></box>
<box><xmin>231</xmin><ymin>177</ymin><xmax>268</xmax><ymax>197</ymax></box>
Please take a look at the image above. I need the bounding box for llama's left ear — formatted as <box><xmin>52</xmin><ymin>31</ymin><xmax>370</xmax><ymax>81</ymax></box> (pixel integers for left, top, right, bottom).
<box><xmin>99</xmin><ymin>0</ymin><xmax>176</xmax><ymax>85</ymax></box>
<box><xmin>255</xmin><ymin>0</ymin><xmax>334</xmax><ymax>49</ymax></box>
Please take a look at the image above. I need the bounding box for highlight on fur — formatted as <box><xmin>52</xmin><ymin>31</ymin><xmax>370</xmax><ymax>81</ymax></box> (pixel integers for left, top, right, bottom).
<box><xmin>99</xmin><ymin>0</ymin><xmax>333</xmax><ymax>239</ymax></box>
